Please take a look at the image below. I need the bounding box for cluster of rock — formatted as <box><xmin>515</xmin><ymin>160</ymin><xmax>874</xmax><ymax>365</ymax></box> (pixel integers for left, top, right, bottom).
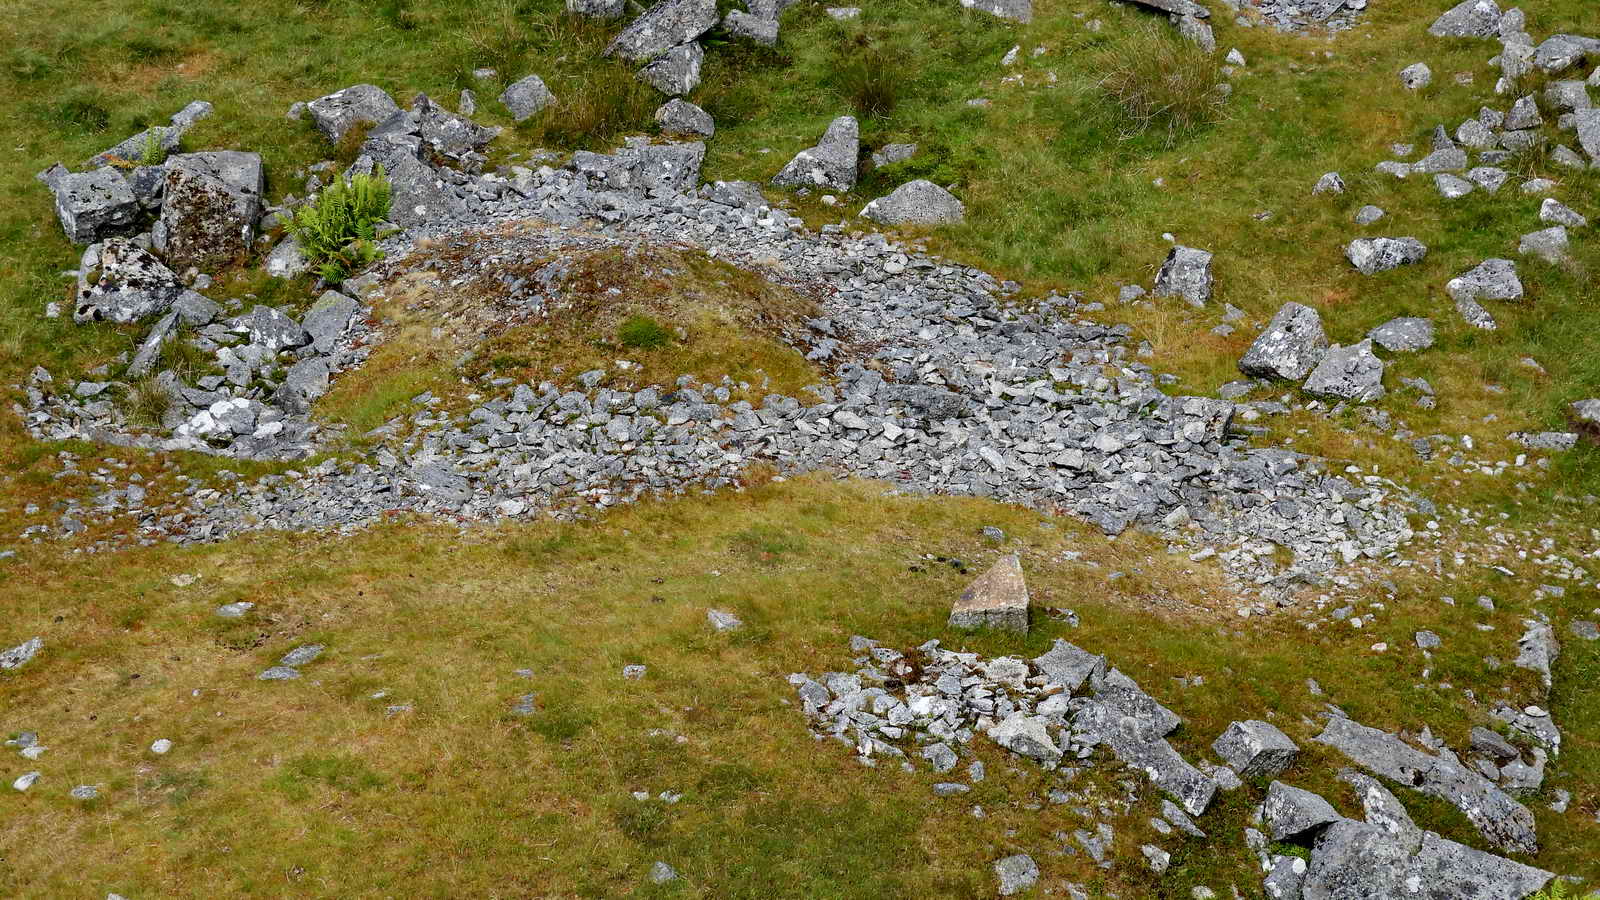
<box><xmin>1227</xmin><ymin>0</ymin><xmax>1367</xmax><ymax>34</ymax></box>
<box><xmin>1235</xmin><ymin>302</ymin><xmax>1400</xmax><ymax>406</ymax></box>
<box><xmin>789</xmin><ymin>619</ymin><xmax>1558</xmax><ymax>898</ymax></box>
<box><xmin>584</xmin><ymin>0</ymin><xmax>794</xmax><ymax>96</ymax></box>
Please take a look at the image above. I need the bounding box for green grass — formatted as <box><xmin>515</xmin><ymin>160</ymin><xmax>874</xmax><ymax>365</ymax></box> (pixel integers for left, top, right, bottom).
<box><xmin>2</xmin><ymin>0</ymin><xmax>1600</xmax><ymax>894</ymax></box>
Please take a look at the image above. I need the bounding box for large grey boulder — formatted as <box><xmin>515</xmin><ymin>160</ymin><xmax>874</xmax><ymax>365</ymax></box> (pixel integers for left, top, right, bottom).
<box><xmin>634</xmin><ymin>141</ymin><xmax>706</xmax><ymax>194</ymax></box>
<box><xmin>306</xmin><ymin>84</ymin><xmax>401</xmax><ymax>143</ymax></box>
<box><xmin>960</xmin><ymin>0</ymin><xmax>1031</xmax><ymax>21</ymax></box>
<box><xmin>655</xmin><ymin>98</ymin><xmax>714</xmax><ymax>136</ymax></box>
<box><xmin>771</xmin><ymin>116</ymin><xmax>859</xmax><ymax>191</ymax></box>
<box><xmin>501</xmin><ymin>75</ymin><xmax>555</xmax><ymax>122</ymax></box>
<box><xmin>949</xmin><ymin>553</ymin><xmax>1028</xmax><ymax>632</ymax></box>
<box><xmin>158</xmin><ymin>151</ymin><xmax>265</xmax><ymax>271</ymax></box>
<box><xmin>1303</xmin><ymin>340</ymin><xmax>1386</xmax><ymax>402</ymax></box>
<box><xmin>1152</xmin><ymin>245</ymin><xmax>1214</xmax><ymax>306</ymax></box>
<box><xmin>604</xmin><ymin>0</ymin><xmax>719</xmax><ymax>63</ymax></box>
<box><xmin>1446</xmin><ymin>258</ymin><xmax>1522</xmax><ymax>304</ymax></box>
<box><xmin>1367</xmin><ymin>317</ymin><xmax>1434</xmax><ymax>352</ymax></box>
<box><xmin>1307</xmin><ymin>819</ymin><xmax>1553</xmax><ymax>899</ymax></box>
<box><xmin>348</xmin><ymin>149</ymin><xmax>466</xmax><ymax>228</ymax></box>
<box><xmin>861</xmin><ymin>180</ymin><xmax>964</xmax><ymax>226</ymax></box>
<box><xmin>1263</xmin><ymin>781</ymin><xmax>1341</xmax><ymax>841</ymax></box>
<box><xmin>1314</xmin><ymin>715</ymin><xmax>1538</xmax><ymax>854</ymax></box>
<box><xmin>49</xmin><ymin>166</ymin><xmax>139</xmax><ymax>245</ymax></box>
<box><xmin>0</xmin><ymin>636</ymin><xmax>42</xmax><ymax>671</ymax></box>
<box><xmin>230</xmin><ymin>305</ymin><xmax>310</xmax><ymax>351</ymax></box>
<box><xmin>1119</xmin><ymin>0</ymin><xmax>1209</xmax><ymax>18</ymax></box>
<box><xmin>1239</xmin><ymin>302</ymin><xmax>1329</xmax><ymax>381</ymax></box>
<box><xmin>1213</xmin><ymin>720</ymin><xmax>1300</xmax><ymax>777</ymax></box>
<box><xmin>1427</xmin><ymin>0</ymin><xmax>1502</xmax><ymax>37</ymax></box>
<box><xmin>1534</xmin><ymin>34</ymin><xmax>1600</xmax><ymax>74</ymax></box>
<box><xmin>411</xmin><ymin>94</ymin><xmax>498</xmax><ymax>156</ymax></box>
<box><xmin>1346</xmin><ymin>237</ymin><xmax>1426</xmax><ymax>274</ymax></box>
<box><xmin>638</xmin><ymin>43</ymin><xmax>704</xmax><ymax>96</ymax></box>
<box><xmin>73</xmin><ymin>239</ymin><xmax>204</xmax><ymax>324</ymax></box>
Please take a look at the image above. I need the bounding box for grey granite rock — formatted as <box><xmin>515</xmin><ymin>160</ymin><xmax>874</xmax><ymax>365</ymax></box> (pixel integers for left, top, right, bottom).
<box><xmin>1303</xmin><ymin>340</ymin><xmax>1385</xmax><ymax>403</ymax></box>
<box><xmin>1367</xmin><ymin>317</ymin><xmax>1433</xmax><ymax>352</ymax></box>
<box><xmin>49</xmin><ymin>167</ymin><xmax>138</xmax><ymax>245</ymax></box>
<box><xmin>1214</xmin><ymin>720</ymin><xmax>1300</xmax><ymax>777</ymax></box>
<box><xmin>500</xmin><ymin>75</ymin><xmax>555</xmax><ymax>122</ymax></box>
<box><xmin>1239</xmin><ymin>302</ymin><xmax>1328</xmax><ymax>381</ymax></box>
<box><xmin>306</xmin><ymin>84</ymin><xmax>401</xmax><ymax>143</ymax></box>
<box><xmin>771</xmin><ymin>116</ymin><xmax>859</xmax><ymax>191</ymax></box>
<box><xmin>655</xmin><ymin>98</ymin><xmax>714</xmax><ymax>136</ymax></box>
<box><xmin>861</xmin><ymin>180</ymin><xmax>964</xmax><ymax>226</ymax></box>
<box><xmin>1152</xmin><ymin>245</ymin><xmax>1214</xmax><ymax>306</ymax></box>
<box><xmin>637</xmin><ymin>43</ymin><xmax>704</xmax><ymax>96</ymax></box>
<box><xmin>1345</xmin><ymin>237</ymin><xmax>1427</xmax><ymax>274</ymax></box>
<box><xmin>604</xmin><ymin>0</ymin><xmax>719</xmax><ymax>63</ymax></box>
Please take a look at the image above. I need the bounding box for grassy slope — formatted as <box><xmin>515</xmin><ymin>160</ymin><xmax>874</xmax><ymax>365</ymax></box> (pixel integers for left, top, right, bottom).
<box><xmin>0</xmin><ymin>0</ymin><xmax>1598</xmax><ymax>895</ymax></box>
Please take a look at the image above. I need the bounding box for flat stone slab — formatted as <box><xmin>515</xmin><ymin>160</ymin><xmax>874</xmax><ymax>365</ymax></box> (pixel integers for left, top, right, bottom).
<box><xmin>949</xmin><ymin>553</ymin><xmax>1028</xmax><ymax>632</ymax></box>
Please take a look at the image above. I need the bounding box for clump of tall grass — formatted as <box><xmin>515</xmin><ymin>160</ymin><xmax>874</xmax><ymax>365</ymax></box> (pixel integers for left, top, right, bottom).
<box><xmin>1096</xmin><ymin>25</ymin><xmax>1229</xmax><ymax>145</ymax></box>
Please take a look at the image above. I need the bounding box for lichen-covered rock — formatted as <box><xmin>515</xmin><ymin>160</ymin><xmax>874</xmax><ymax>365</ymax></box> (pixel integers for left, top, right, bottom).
<box><xmin>0</xmin><ymin>636</ymin><xmax>43</xmax><ymax>671</ymax></box>
<box><xmin>1303</xmin><ymin>339</ymin><xmax>1386</xmax><ymax>402</ymax></box>
<box><xmin>860</xmin><ymin>180</ymin><xmax>964</xmax><ymax>226</ymax></box>
<box><xmin>1427</xmin><ymin>0</ymin><xmax>1502</xmax><ymax>37</ymax></box>
<box><xmin>1239</xmin><ymin>302</ymin><xmax>1329</xmax><ymax>381</ymax></box>
<box><xmin>960</xmin><ymin>0</ymin><xmax>1032</xmax><ymax>22</ymax></box>
<box><xmin>1213</xmin><ymin>720</ymin><xmax>1300</xmax><ymax>777</ymax></box>
<box><xmin>637</xmin><ymin>43</ymin><xmax>704</xmax><ymax>96</ymax></box>
<box><xmin>655</xmin><ymin>98</ymin><xmax>714</xmax><ymax>136</ymax></box>
<box><xmin>1367</xmin><ymin>317</ymin><xmax>1434</xmax><ymax>352</ymax></box>
<box><xmin>1263</xmin><ymin>781</ymin><xmax>1341</xmax><ymax>841</ymax></box>
<box><xmin>566</xmin><ymin>0</ymin><xmax>625</xmax><ymax>16</ymax></box>
<box><xmin>49</xmin><ymin>166</ymin><xmax>139</xmax><ymax>245</ymax></box>
<box><xmin>1152</xmin><ymin>245</ymin><xmax>1214</xmax><ymax>306</ymax></box>
<box><xmin>1446</xmin><ymin>258</ymin><xmax>1522</xmax><ymax>304</ymax></box>
<box><xmin>1518</xmin><ymin>226</ymin><xmax>1570</xmax><ymax>263</ymax></box>
<box><xmin>723</xmin><ymin>9</ymin><xmax>778</xmax><ymax>45</ymax></box>
<box><xmin>73</xmin><ymin>239</ymin><xmax>204</xmax><ymax>324</ymax></box>
<box><xmin>604</xmin><ymin>0</ymin><xmax>719</xmax><ymax>63</ymax></box>
<box><xmin>158</xmin><ymin>151</ymin><xmax>264</xmax><ymax>271</ymax></box>
<box><xmin>1345</xmin><ymin>237</ymin><xmax>1427</xmax><ymax>274</ymax></box>
<box><xmin>500</xmin><ymin>75</ymin><xmax>555</xmax><ymax>122</ymax></box>
<box><xmin>306</xmin><ymin>84</ymin><xmax>401</xmax><ymax>143</ymax></box>
<box><xmin>771</xmin><ymin>115</ymin><xmax>859</xmax><ymax>191</ymax></box>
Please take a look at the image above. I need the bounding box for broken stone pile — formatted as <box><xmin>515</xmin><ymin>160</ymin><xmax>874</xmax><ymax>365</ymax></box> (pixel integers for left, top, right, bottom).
<box><xmin>789</xmin><ymin>627</ymin><xmax>1557</xmax><ymax>899</ymax></box>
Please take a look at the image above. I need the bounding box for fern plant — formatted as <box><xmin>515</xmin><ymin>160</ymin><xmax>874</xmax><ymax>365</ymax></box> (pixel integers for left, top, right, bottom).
<box><xmin>1530</xmin><ymin>882</ymin><xmax>1600</xmax><ymax>900</ymax></box>
<box><xmin>284</xmin><ymin>166</ymin><xmax>393</xmax><ymax>283</ymax></box>
<box><xmin>140</xmin><ymin>128</ymin><xmax>169</xmax><ymax>166</ymax></box>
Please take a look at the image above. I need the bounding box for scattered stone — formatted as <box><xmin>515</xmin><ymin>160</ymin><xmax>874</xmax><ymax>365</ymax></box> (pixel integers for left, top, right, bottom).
<box><xmin>500</xmin><ymin>75</ymin><xmax>556</xmax><ymax>122</ymax></box>
<box><xmin>1540</xmin><ymin>198</ymin><xmax>1587</xmax><ymax>228</ymax></box>
<box><xmin>70</xmin><ymin>785</ymin><xmax>98</xmax><ymax>800</ymax></box>
<box><xmin>47</xmin><ymin>167</ymin><xmax>139</xmax><ymax>245</ymax></box>
<box><xmin>215</xmin><ymin>601</ymin><xmax>255</xmax><ymax>618</ymax></box>
<box><xmin>150</xmin><ymin>738</ymin><xmax>173</xmax><ymax>755</ymax></box>
<box><xmin>861</xmin><ymin>180</ymin><xmax>964</xmax><ymax>226</ymax></box>
<box><xmin>707</xmin><ymin>608</ymin><xmax>743</xmax><ymax>631</ymax></box>
<box><xmin>258</xmin><ymin>666</ymin><xmax>301</xmax><ymax>681</ymax></box>
<box><xmin>1354</xmin><ymin>205</ymin><xmax>1385</xmax><ymax>225</ymax></box>
<box><xmin>871</xmin><ymin>143</ymin><xmax>918</xmax><ymax>168</ymax></box>
<box><xmin>648</xmin><ymin>861</ymin><xmax>678</xmax><ymax>884</ymax></box>
<box><xmin>771</xmin><ymin>116</ymin><xmax>859</xmax><ymax>191</ymax></box>
<box><xmin>1152</xmin><ymin>245</ymin><xmax>1214</xmax><ymax>306</ymax></box>
<box><xmin>1238</xmin><ymin>302</ymin><xmax>1329</xmax><ymax>381</ymax></box>
<box><xmin>1446</xmin><ymin>258</ymin><xmax>1522</xmax><ymax>304</ymax></box>
<box><xmin>12</xmin><ymin>772</ymin><xmax>40</xmax><ymax>792</ymax></box>
<box><xmin>1400</xmin><ymin>63</ymin><xmax>1433</xmax><ymax>90</ymax></box>
<box><xmin>1428</xmin><ymin>0</ymin><xmax>1503</xmax><ymax>37</ymax></box>
<box><xmin>949</xmin><ymin>553</ymin><xmax>1028</xmax><ymax>632</ymax></box>
<box><xmin>604</xmin><ymin>0</ymin><xmax>719</xmax><ymax>63</ymax></box>
<box><xmin>1303</xmin><ymin>340</ymin><xmax>1385</xmax><ymax>403</ymax></box>
<box><xmin>623</xmin><ymin>664</ymin><xmax>647</xmax><ymax>680</ymax></box>
<box><xmin>994</xmin><ymin>853</ymin><xmax>1040</xmax><ymax>896</ymax></box>
<box><xmin>1514</xmin><ymin>619</ymin><xmax>1559</xmax><ymax>690</ymax></box>
<box><xmin>1518</xmin><ymin>227</ymin><xmax>1570</xmax><ymax>264</ymax></box>
<box><xmin>0</xmin><ymin>636</ymin><xmax>43</xmax><ymax>671</ymax></box>
<box><xmin>655</xmin><ymin>98</ymin><xmax>714</xmax><ymax>137</ymax></box>
<box><xmin>568</xmin><ymin>0</ymin><xmax>625</xmax><ymax>16</ymax></box>
<box><xmin>1213</xmin><ymin>720</ymin><xmax>1300</xmax><ymax>778</ymax></box>
<box><xmin>306</xmin><ymin>84</ymin><xmax>401</xmax><ymax>143</ymax></box>
<box><xmin>1346</xmin><ymin>237</ymin><xmax>1427</xmax><ymax>274</ymax></box>
<box><xmin>723</xmin><ymin>9</ymin><xmax>778</xmax><ymax>45</ymax></box>
<box><xmin>1435</xmin><ymin>173</ymin><xmax>1474</xmax><ymax>198</ymax></box>
<box><xmin>1263</xmin><ymin>780</ymin><xmax>1341</xmax><ymax>840</ymax></box>
<box><xmin>1368</xmin><ymin>317</ymin><xmax>1434</xmax><ymax>352</ymax></box>
<box><xmin>638</xmin><ymin>43</ymin><xmax>704</xmax><ymax>96</ymax></box>
<box><xmin>159</xmin><ymin>151</ymin><xmax>265</xmax><ymax>271</ymax></box>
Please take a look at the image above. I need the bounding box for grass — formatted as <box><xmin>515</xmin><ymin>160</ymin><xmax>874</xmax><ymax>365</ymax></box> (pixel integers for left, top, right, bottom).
<box><xmin>0</xmin><ymin>0</ymin><xmax>1599</xmax><ymax>893</ymax></box>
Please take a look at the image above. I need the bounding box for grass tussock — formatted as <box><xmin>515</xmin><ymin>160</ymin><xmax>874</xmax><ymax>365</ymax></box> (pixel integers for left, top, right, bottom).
<box><xmin>827</xmin><ymin>30</ymin><xmax>908</xmax><ymax>120</ymax></box>
<box><xmin>1094</xmin><ymin>25</ymin><xmax>1230</xmax><ymax>146</ymax></box>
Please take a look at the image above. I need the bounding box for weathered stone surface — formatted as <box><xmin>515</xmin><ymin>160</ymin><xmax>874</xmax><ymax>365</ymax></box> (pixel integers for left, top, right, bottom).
<box><xmin>1533</xmin><ymin>33</ymin><xmax>1600</xmax><ymax>74</ymax></box>
<box><xmin>1539</xmin><ymin>198</ymin><xmax>1587</xmax><ymax>228</ymax></box>
<box><xmin>306</xmin><ymin>84</ymin><xmax>401</xmax><ymax>143</ymax></box>
<box><xmin>1518</xmin><ymin>226</ymin><xmax>1569</xmax><ymax>263</ymax></box>
<box><xmin>258</xmin><ymin>666</ymin><xmax>301</xmax><ymax>680</ymax></box>
<box><xmin>1574</xmin><ymin>397</ymin><xmax>1600</xmax><ymax>437</ymax></box>
<box><xmin>1427</xmin><ymin>0</ymin><xmax>1502</xmax><ymax>37</ymax></box>
<box><xmin>1263</xmin><ymin>781</ymin><xmax>1341</xmax><ymax>840</ymax></box>
<box><xmin>1303</xmin><ymin>340</ymin><xmax>1385</xmax><ymax>403</ymax></box>
<box><xmin>706</xmin><ymin>608</ymin><xmax>743</xmax><ymax>631</ymax></box>
<box><xmin>771</xmin><ymin>116</ymin><xmax>859</xmax><ymax>191</ymax></box>
<box><xmin>49</xmin><ymin>167</ymin><xmax>139</xmax><ymax>245</ymax></box>
<box><xmin>74</xmin><ymin>239</ymin><xmax>198</xmax><ymax>324</ymax></box>
<box><xmin>638</xmin><ymin>42</ymin><xmax>704</xmax><ymax>96</ymax></box>
<box><xmin>1435</xmin><ymin>173</ymin><xmax>1474</xmax><ymax>198</ymax></box>
<box><xmin>159</xmin><ymin>151</ymin><xmax>265</xmax><ymax>271</ymax></box>
<box><xmin>1265</xmin><ymin>855</ymin><xmax>1308</xmax><ymax>899</ymax></box>
<box><xmin>1400</xmin><ymin>63</ymin><xmax>1433</xmax><ymax>90</ymax></box>
<box><xmin>302</xmin><ymin>290</ymin><xmax>361</xmax><ymax>355</ymax></box>
<box><xmin>1314</xmin><ymin>715</ymin><xmax>1538</xmax><ymax>854</ymax></box>
<box><xmin>1175</xmin><ymin>14</ymin><xmax>1215</xmax><ymax>53</ymax></box>
<box><xmin>1032</xmin><ymin>639</ymin><xmax>1106</xmax><ymax>692</ymax></box>
<box><xmin>960</xmin><ymin>0</ymin><xmax>1032</xmax><ymax>22</ymax></box>
<box><xmin>604</xmin><ymin>0</ymin><xmax>719</xmax><ymax>63</ymax></box>
<box><xmin>265</xmin><ymin>234</ymin><xmax>309</xmax><ymax>279</ymax></box>
<box><xmin>500</xmin><ymin>75</ymin><xmax>555</xmax><ymax>122</ymax></box>
<box><xmin>0</xmin><ymin>636</ymin><xmax>43</xmax><ymax>670</ymax></box>
<box><xmin>871</xmin><ymin>143</ymin><xmax>918</xmax><ymax>168</ymax></box>
<box><xmin>1118</xmin><ymin>0</ymin><xmax>1209</xmax><ymax>18</ymax></box>
<box><xmin>126</xmin><ymin>311</ymin><xmax>179</xmax><ymax>379</ymax></box>
<box><xmin>1411</xmin><ymin>147</ymin><xmax>1467</xmax><ymax>173</ymax></box>
<box><xmin>950</xmin><ymin>553</ymin><xmax>1028</xmax><ymax>632</ymax></box>
<box><xmin>567</xmin><ymin>0</ymin><xmax>625</xmax><ymax>16</ymax></box>
<box><xmin>861</xmin><ymin>179</ymin><xmax>965</xmax><ymax>226</ymax></box>
<box><xmin>1514</xmin><ymin>619</ymin><xmax>1559</xmax><ymax>690</ymax></box>
<box><xmin>655</xmin><ymin>98</ymin><xmax>714</xmax><ymax>136</ymax></box>
<box><xmin>1214</xmin><ymin>720</ymin><xmax>1300</xmax><ymax>778</ymax></box>
<box><xmin>1446</xmin><ymin>258</ymin><xmax>1522</xmax><ymax>307</ymax></box>
<box><xmin>1354</xmin><ymin>204</ymin><xmax>1385</xmax><ymax>225</ymax></box>
<box><xmin>1367</xmin><ymin>317</ymin><xmax>1433</xmax><ymax>352</ymax></box>
<box><xmin>1574</xmin><ymin>108</ymin><xmax>1600</xmax><ymax>163</ymax></box>
<box><xmin>1239</xmin><ymin>302</ymin><xmax>1328</xmax><ymax>381</ymax></box>
<box><xmin>994</xmin><ymin>853</ymin><xmax>1039</xmax><ymax>896</ymax></box>
<box><xmin>1152</xmin><ymin>245</ymin><xmax>1214</xmax><ymax>306</ymax></box>
<box><xmin>410</xmin><ymin>94</ymin><xmax>498</xmax><ymax>156</ymax></box>
<box><xmin>723</xmin><ymin>9</ymin><xmax>778</xmax><ymax>45</ymax></box>
<box><xmin>988</xmin><ymin>712</ymin><xmax>1060</xmax><ymax>762</ymax></box>
<box><xmin>1345</xmin><ymin>237</ymin><xmax>1427</xmax><ymax>274</ymax></box>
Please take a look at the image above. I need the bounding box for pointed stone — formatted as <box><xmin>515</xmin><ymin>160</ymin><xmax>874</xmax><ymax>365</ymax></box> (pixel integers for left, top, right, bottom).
<box><xmin>949</xmin><ymin>553</ymin><xmax>1028</xmax><ymax>632</ymax></box>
